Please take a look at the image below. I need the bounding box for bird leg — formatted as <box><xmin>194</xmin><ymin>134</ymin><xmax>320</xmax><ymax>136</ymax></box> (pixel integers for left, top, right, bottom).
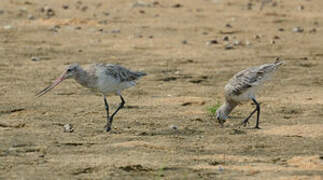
<box><xmin>240</xmin><ymin>98</ymin><xmax>261</xmax><ymax>129</ymax></box>
<box><xmin>105</xmin><ymin>95</ymin><xmax>125</xmax><ymax>132</ymax></box>
<box><xmin>104</xmin><ymin>96</ymin><xmax>110</xmax><ymax>119</ymax></box>
<box><xmin>252</xmin><ymin>98</ymin><xmax>261</xmax><ymax>129</ymax></box>
<box><xmin>240</xmin><ymin>108</ymin><xmax>257</xmax><ymax>127</ymax></box>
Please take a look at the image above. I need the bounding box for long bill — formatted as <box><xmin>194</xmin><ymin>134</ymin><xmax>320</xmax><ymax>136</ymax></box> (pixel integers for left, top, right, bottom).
<box><xmin>35</xmin><ymin>72</ymin><xmax>66</xmax><ymax>97</ymax></box>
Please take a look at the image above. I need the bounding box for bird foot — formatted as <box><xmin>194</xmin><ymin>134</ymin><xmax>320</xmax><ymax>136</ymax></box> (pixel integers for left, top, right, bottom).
<box><xmin>254</xmin><ymin>126</ymin><xmax>261</xmax><ymax>129</ymax></box>
<box><xmin>104</xmin><ymin>123</ymin><xmax>112</xmax><ymax>132</ymax></box>
<box><xmin>240</xmin><ymin>120</ymin><xmax>249</xmax><ymax>127</ymax></box>
<box><xmin>105</xmin><ymin>126</ymin><xmax>112</xmax><ymax>132</ymax></box>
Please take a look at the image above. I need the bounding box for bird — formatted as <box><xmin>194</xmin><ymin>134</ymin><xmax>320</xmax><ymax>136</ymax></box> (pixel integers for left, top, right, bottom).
<box><xmin>216</xmin><ymin>58</ymin><xmax>283</xmax><ymax>129</ymax></box>
<box><xmin>36</xmin><ymin>63</ymin><xmax>146</xmax><ymax>132</ymax></box>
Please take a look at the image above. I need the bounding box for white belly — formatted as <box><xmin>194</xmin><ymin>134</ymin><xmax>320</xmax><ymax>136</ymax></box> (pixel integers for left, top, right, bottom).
<box><xmin>96</xmin><ymin>75</ymin><xmax>135</xmax><ymax>95</ymax></box>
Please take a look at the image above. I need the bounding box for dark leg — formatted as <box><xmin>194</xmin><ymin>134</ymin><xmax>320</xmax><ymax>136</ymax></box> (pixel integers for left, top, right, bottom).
<box><xmin>240</xmin><ymin>108</ymin><xmax>257</xmax><ymax>127</ymax></box>
<box><xmin>105</xmin><ymin>95</ymin><xmax>125</xmax><ymax>132</ymax></box>
<box><xmin>104</xmin><ymin>96</ymin><xmax>109</xmax><ymax>116</ymax></box>
<box><xmin>104</xmin><ymin>96</ymin><xmax>110</xmax><ymax>119</ymax></box>
<box><xmin>252</xmin><ymin>98</ymin><xmax>261</xmax><ymax>129</ymax></box>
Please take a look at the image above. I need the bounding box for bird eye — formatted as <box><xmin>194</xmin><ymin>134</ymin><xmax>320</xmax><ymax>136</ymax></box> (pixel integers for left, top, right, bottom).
<box><xmin>67</xmin><ymin>68</ymin><xmax>72</xmax><ymax>72</ymax></box>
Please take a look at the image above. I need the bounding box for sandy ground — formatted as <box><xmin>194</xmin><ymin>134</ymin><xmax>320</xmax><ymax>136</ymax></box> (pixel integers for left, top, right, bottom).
<box><xmin>0</xmin><ymin>0</ymin><xmax>323</xmax><ymax>179</ymax></box>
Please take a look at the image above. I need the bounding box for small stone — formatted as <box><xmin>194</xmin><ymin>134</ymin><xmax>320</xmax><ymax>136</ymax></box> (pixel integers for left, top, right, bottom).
<box><xmin>103</xmin><ymin>11</ymin><xmax>110</xmax><ymax>16</ymax></box>
<box><xmin>148</xmin><ymin>35</ymin><xmax>154</xmax><ymax>39</ymax></box>
<box><xmin>309</xmin><ymin>28</ymin><xmax>317</xmax><ymax>33</ymax></box>
<box><xmin>278</xmin><ymin>28</ymin><xmax>285</xmax><ymax>32</ymax></box>
<box><xmin>41</xmin><ymin>6</ymin><xmax>55</xmax><ymax>17</ymax></box>
<box><xmin>172</xmin><ymin>4</ymin><xmax>182</xmax><ymax>8</ymax></box>
<box><xmin>64</xmin><ymin>124</ymin><xmax>74</xmax><ymax>133</ymax></box>
<box><xmin>182</xmin><ymin>40</ymin><xmax>188</xmax><ymax>44</ymax></box>
<box><xmin>28</xmin><ymin>14</ymin><xmax>35</xmax><ymax>20</ymax></box>
<box><xmin>169</xmin><ymin>125</ymin><xmax>178</xmax><ymax>130</ymax></box>
<box><xmin>75</xmin><ymin>26</ymin><xmax>82</xmax><ymax>30</ymax></box>
<box><xmin>233</xmin><ymin>40</ymin><xmax>241</xmax><ymax>46</ymax></box>
<box><xmin>31</xmin><ymin>56</ymin><xmax>40</xmax><ymax>61</ymax></box>
<box><xmin>132</xmin><ymin>1</ymin><xmax>152</xmax><ymax>8</ymax></box>
<box><xmin>49</xmin><ymin>25</ymin><xmax>60</xmax><ymax>32</ymax></box>
<box><xmin>62</xmin><ymin>5</ymin><xmax>69</xmax><ymax>9</ymax></box>
<box><xmin>111</xmin><ymin>29</ymin><xmax>120</xmax><ymax>33</ymax></box>
<box><xmin>293</xmin><ymin>27</ymin><xmax>304</xmax><ymax>33</ymax></box>
<box><xmin>254</xmin><ymin>34</ymin><xmax>261</xmax><ymax>39</ymax></box>
<box><xmin>271</xmin><ymin>40</ymin><xmax>276</xmax><ymax>44</ymax></box>
<box><xmin>139</xmin><ymin>10</ymin><xmax>145</xmax><ymax>14</ymax></box>
<box><xmin>273</xmin><ymin>35</ymin><xmax>280</xmax><ymax>39</ymax></box>
<box><xmin>245</xmin><ymin>40</ymin><xmax>251</xmax><ymax>46</ymax></box>
<box><xmin>206</xmin><ymin>40</ymin><xmax>218</xmax><ymax>45</ymax></box>
<box><xmin>98</xmin><ymin>28</ymin><xmax>104</xmax><ymax>32</ymax></box>
<box><xmin>46</xmin><ymin>8</ymin><xmax>55</xmax><ymax>17</ymax></box>
<box><xmin>225</xmin><ymin>44</ymin><xmax>234</xmax><ymax>50</ymax></box>
<box><xmin>98</xmin><ymin>20</ymin><xmax>108</xmax><ymax>24</ymax></box>
<box><xmin>202</xmin><ymin>32</ymin><xmax>208</xmax><ymax>35</ymax></box>
<box><xmin>225</xmin><ymin>23</ymin><xmax>232</xmax><ymax>28</ymax></box>
<box><xmin>298</xmin><ymin>5</ymin><xmax>304</xmax><ymax>11</ymax></box>
<box><xmin>0</xmin><ymin>10</ymin><xmax>4</xmax><ymax>15</ymax></box>
<box><xmin>223</xmin><ymin>36</ymin><xmax>229</xmax><ymax>41</ymax></box>
<box><xmin>81</xmin><ymin>6</ymin><xmax>88</xmax><ymax>12</ymax></box>
<box><xmin>247</xmin><ymin>2</ymin><xmax>253</xmax><ymax>10</ymax></box>
<box><xmin>135</xmin><ymin>34</ymin><xmax>143</xmax><ymax>38</ymax></box>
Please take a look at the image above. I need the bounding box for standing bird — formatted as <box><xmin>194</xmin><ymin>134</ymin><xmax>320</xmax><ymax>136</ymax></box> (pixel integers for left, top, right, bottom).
<box><xmin>36</xmin><ymin>63</ymin><xmax>146</xmax><ymax>132</ymax></box>
<box><xmin>216</xmin><ymin>58</ymin><xmax>283</xmax><ymax>129</ymax></box>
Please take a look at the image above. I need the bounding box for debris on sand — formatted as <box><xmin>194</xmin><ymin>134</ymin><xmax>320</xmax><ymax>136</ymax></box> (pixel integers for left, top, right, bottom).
<box><xmin>223</xmin><ymin>36</ymin><xmax>229</xmax><ymax>41</ymax></box>
<box><xmin>119</xmin><ymin>164</ymin><xmax>152</xmax><ymax>172</ymax></box>
<box><xmin>169</xmin><ymin>124</ymin><xmax>178</xmax><ymax>130</ymax></box>
<box><xmin>172</xmin><ymin>4</ymin><xmax>183</xmax><ymax>8</ymax></box>
<box><xmin>206</xmin><ymin>40</ymin><xmax>218</xmax><ymax>45</ymax></box>
<box><xmin>63</xmin><ymin>124</ymin><xmax>74</xmax><ymax>133</ymax></box>
<box><xmin>40</xmin><ymin>6</ymin><xmax>55</xmax><ymax>18</ymax></box>
<box><xmin>292</xmin><ymin>27</ymin><xmax>304</xmax><ymax>33</ymax></box>
<box><xmin>224</xmin><ymin>44</ymin><xmax>234</xmax><ymax>50</ymax></box>
<box><xmin>31</xmin><ymin>56</ymin><xmax>40</xmax><ymax>62</ymax></box>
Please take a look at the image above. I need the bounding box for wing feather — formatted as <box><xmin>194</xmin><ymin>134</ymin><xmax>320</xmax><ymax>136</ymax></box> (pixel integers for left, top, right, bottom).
<box><xmin>99</xmin><ymin>64</ymin><xmax>146</xmax><ymax>82</ymax></box>
<box><xmin>225</xmin><ymin>61</ymin><xmax>282</xmax><ymax>96</ymax></box>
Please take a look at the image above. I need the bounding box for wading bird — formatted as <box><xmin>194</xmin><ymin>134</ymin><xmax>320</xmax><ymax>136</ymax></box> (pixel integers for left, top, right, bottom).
<box><xmin>216</xmin><ymin>58</ymin><xmax>283</xmax><ymax>129</ymax></box>
<box><xmin>36</xmin><ymin>63</ymin><xmax>146</xmax><ymax>132</ymax></box>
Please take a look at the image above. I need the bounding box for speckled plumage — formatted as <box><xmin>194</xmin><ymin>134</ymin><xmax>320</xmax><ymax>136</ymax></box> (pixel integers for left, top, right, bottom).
<box><xmin>36</xmin><ymin>63</ymin><xmax>146</xmax><ymax>132</ymax></box>
<box><xmin>74</xmin><ymin>64</ymin><xmax>146</xmax><ymax>95</ymax></box>
<box><xmin>216</xmin><ymin>59</ymin><xmax>283</xmax><ymax>128</ymax></box>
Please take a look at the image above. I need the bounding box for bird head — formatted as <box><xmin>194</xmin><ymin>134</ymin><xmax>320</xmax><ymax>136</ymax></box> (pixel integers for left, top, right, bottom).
<box><xmin>35</xmin><ymin>64</ymin><xmax>80</xmax><ymax>97</ymax></box>
<box><xmin>63</xmin><ymin>63</ymin><xmax>80</xmax><ymax>79</ymax></box>
<box><xmin>216</xmin><ymin>107</ymin><xmax>228</xmax><ymax>127</ymax></box>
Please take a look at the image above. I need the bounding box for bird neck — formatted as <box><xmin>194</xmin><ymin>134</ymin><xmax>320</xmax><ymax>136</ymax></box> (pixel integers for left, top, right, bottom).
<box><xmin>220</xmin><ymin>100</ymin><xmax>238</xmax><ymax>117</ymax></box>
<box><xmin>74</xmin><ymin>67</ymin><xmax>95</xmax><ymax>88</ymax></box>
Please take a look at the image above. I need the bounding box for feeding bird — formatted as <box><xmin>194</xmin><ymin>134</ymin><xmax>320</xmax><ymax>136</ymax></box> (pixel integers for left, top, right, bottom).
<box><xmin>216</xmin><ymin>58</ymin><xmax>283</xmax><ymax>129</ymax></box>
<box><xmin>36</xmin><ymin>63</ymin><xmax>146</xmax><ymax>132</ymax></box>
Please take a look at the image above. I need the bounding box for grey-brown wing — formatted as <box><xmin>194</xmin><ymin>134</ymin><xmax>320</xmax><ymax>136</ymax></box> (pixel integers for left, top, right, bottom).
<box><xmin>227</xmin><ymin>67</ymin><xmax>264</xmax><ymax>96</ymax></box>
<box><xmin>226</xmin><ymin>60</ymin><xmax>282</xmax><ymax>96</ymax></box>
<box><xmin>103</xmin><ymin>64</ymin><xmax>146</xmax><ymax>82</ymax></box>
